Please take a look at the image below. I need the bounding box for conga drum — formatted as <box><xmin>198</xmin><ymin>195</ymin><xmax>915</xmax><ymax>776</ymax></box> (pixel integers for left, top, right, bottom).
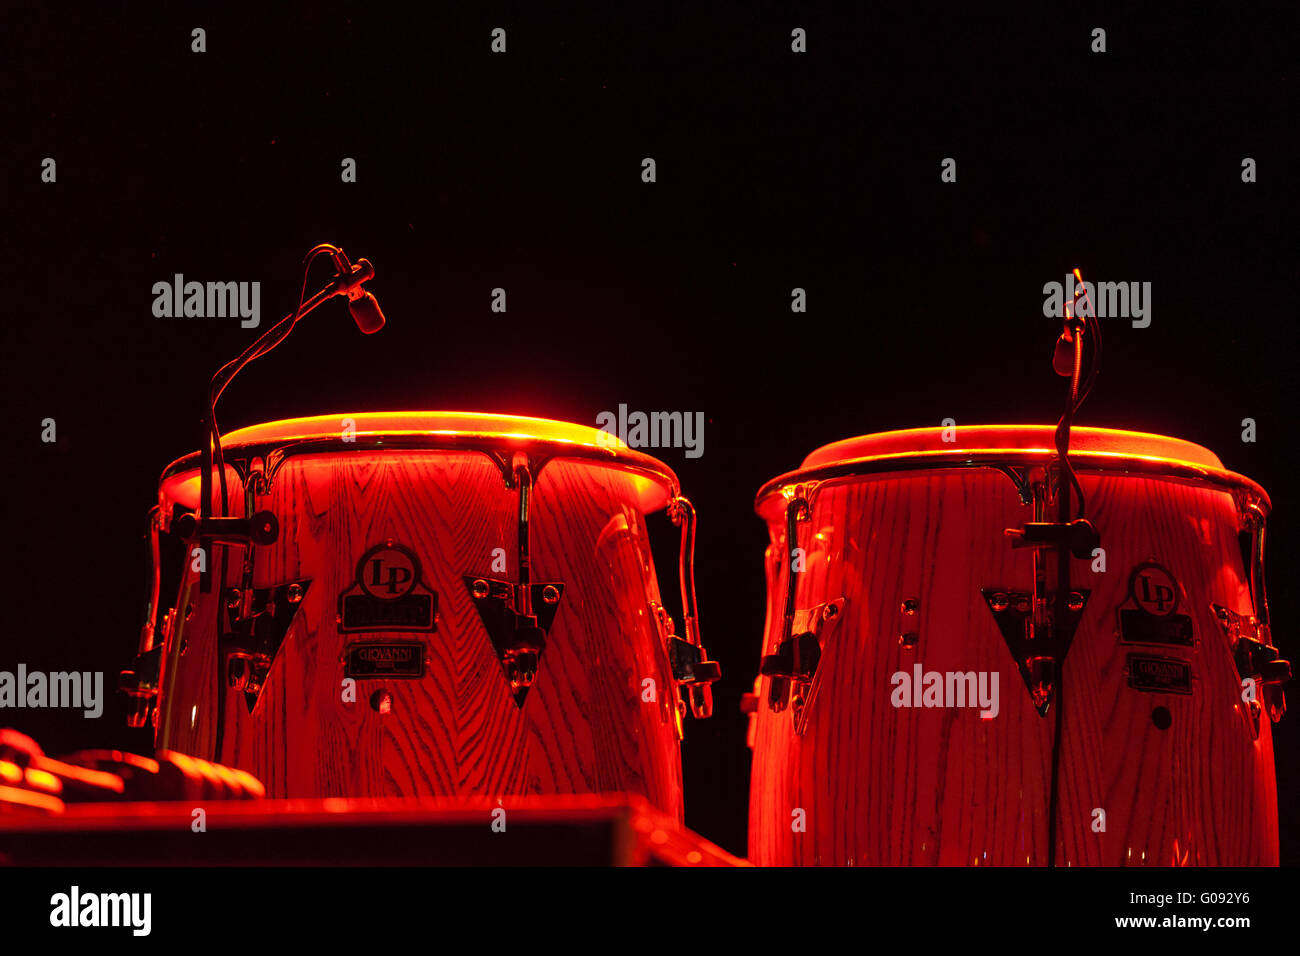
<box><xmin>120</xmin><ymin>412</ymin><xmax>718</xmax><ymax>817</ymax></box>
<box><xmin>747</xmin><ymin>425</ymin><xmax>1287</xmax><ymax>865</ymax></box>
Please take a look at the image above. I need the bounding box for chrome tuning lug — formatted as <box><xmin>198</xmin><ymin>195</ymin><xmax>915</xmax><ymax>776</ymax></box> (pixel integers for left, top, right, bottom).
<box><xmin>761</xmin><ymin>597</ymin><xmax>845</xmax><ymax>731</ymax></box>
<box><xmin>667</xmin><ymin>495</ymin><xmax>719</xmax><ymax>719</ymax></box>
<box><xmin>118</xmin><ymin>646</ymin><xmax>163</xmax><ymax>730</ymax></box>
<box><xmin>1214</xmin><ymin>603</ymin><xmax>1290</xmax><ymax>722</ymax></box>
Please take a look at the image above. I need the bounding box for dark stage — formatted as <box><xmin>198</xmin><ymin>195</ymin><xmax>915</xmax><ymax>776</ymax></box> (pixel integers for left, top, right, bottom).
<box><xmin>3</xmin><ymin>0</ymin><xmax>1296</xmax><ymax>889</ymax></box>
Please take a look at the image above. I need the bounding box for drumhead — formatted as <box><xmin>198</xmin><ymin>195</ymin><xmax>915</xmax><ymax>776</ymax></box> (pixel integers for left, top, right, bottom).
<box><xmin>160</xmin><ymin>411</ymin><xmax>680</xmax><ymax>513</ymax></box>
<box><xmin>802</xmin><ymin>425</ymin><xmax>1223</xmax><ymax>470</ymax></box>
<box><xmin>757</xmin><ymin>424</ymin><xmax>1267</xmax><ymax>513</ymax></box>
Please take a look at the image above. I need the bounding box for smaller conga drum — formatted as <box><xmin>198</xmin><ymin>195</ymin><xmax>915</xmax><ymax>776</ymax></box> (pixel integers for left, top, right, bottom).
<box><xmin>120</xmin><ymin>412</ymin><xmax>718</xmax><ymax>818</ymax></box>
<box><xmin>747</xmin><ymin>425</ymin><xmax>1287</xmax><ymax>865</ymax></box>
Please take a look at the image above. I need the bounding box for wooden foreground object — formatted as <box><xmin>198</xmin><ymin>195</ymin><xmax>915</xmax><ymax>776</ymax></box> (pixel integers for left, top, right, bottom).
<box><xmin>0</xmin><ymin>795</ymin><xmax>745</xmax><ymax>866</ymax></box>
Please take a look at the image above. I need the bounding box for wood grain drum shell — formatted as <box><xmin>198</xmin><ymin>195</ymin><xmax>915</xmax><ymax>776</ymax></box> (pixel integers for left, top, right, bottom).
<box><xmin>748</xmin><ymin>425</ymin><xmax>1280</xmax><ymax>866</ymax></box>
<box><xmin>149</xmin><ymin>413</ymin><xmax>689</xmax><ymax>818</ymax></box>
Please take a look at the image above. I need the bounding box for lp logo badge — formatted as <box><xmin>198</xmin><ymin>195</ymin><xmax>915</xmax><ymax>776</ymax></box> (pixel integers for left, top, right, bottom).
<box><xmin>1117</xmin><ymin>561</ymin><xmax>1194</xmax><ymax>652</ymax></box>
<box><xmin>1132</xmin><ymin>564</ymin><xmax>1178</xmax><ymax>616</ymax></box>
<box><xmin>338</xmin><ymin>541</ymin><xmax>437</xmax><ymax>632</ymax></box>
<box><xmin>1121</xmin><ymin>562</ymin><xmax>1194</xmax><ymax>694</ymax></box>
<box><xmin>362</xmin><ymin>546</ymin><xmax>417</xmax><ymax>599</ymax></box>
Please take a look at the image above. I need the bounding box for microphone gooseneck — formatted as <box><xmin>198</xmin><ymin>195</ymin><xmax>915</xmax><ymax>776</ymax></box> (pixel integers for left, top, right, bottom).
<box><xmin>197</xmin><ymin>243</ymin><xmax>386</xmax><ymax>591</ymax></box>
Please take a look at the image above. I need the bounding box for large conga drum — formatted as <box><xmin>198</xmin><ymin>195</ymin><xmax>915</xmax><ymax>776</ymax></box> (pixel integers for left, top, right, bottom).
<box><xmin>121</xmin><ymin>412</ymin><xmax>717</xmax><ymax>817</ymax></box>
<box><xmin>747</xmin><ymin>425</ymin><xmax>1287</xmax><ymax>865</ymax></box>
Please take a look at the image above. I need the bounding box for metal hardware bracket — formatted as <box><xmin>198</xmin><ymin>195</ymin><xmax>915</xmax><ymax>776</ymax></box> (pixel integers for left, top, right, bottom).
<box><xmin>982</xmin><ymin>587</ymin><xmax>1090</xmax><ymax>716</ymax></box>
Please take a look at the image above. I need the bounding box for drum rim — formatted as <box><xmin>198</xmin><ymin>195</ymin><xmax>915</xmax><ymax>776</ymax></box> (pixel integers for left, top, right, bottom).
<box><xmin>159</xmin><ymin>411</ymin><xmax>681</xmax><ymax>509</ymax></box>
<box><xmin>799</xmin><ymin>424</ymin><xmax>1225</xmax><ymax>470</ymax></box>
<box><xmin>754</xmin><ymin>448</ymin><xmax>1271</xmax><ymax>515</ymax></box>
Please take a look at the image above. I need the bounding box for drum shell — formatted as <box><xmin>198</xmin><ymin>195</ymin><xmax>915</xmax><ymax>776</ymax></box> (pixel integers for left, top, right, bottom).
<box><xmin>748</xmin><ymin>466</ymin><xmax>1279</xmax><ymax>865</ymax></box>
<box><xmin>155</xmin><ymin>449</ymin><xmax>685</xmax><ymax>817</ymax></box>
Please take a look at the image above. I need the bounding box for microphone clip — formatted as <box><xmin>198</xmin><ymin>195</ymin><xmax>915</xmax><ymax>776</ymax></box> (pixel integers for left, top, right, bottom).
<box><xmin>324</xmin><ymin>247</ymin><xmax>376</xmax><ymax>302</ymax></box>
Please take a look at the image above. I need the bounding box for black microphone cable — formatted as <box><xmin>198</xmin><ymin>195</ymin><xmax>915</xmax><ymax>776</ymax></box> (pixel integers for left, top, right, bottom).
<box><xmin>205</xmin><ymin>245</ymin><xmax>337</xmax><ymax>516</ymax></box>
<box><xmin>1045</xmin><ymin>271</ymin><xmax>1101</xmax><ymax>867</ymax></box>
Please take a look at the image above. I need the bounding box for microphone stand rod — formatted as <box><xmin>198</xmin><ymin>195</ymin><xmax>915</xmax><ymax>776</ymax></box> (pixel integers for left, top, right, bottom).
<box><xmin>197</xmin><ymin>265</ymin><xmax>363</xmax><ymax>592</ymax></box>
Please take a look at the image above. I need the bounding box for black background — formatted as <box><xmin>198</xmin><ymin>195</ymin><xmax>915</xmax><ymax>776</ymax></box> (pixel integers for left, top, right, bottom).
<box><xmin>3</xmin><ymin>3</ymin><xmax>1296</xmax><ymax>863</ymax></box>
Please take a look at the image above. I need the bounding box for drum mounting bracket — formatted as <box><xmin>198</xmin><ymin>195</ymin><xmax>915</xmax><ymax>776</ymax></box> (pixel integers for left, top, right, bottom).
<box><xmin>462</xmin><ymin>453</ymin><xmax>567</xmax><ymax>707</ymax></box>
<box><xmin>982</xmin><ymin>588</ymin><xmax>1089</xmax><ymax>716</ymax></box>
<box><xmin>463</xmin><ymin>576</ymin><xmax>564</xmax><ymax>706</ymax></box>
<box><xmin>221</xmin><ymin>579</ymin><xmax>312</xmax><ymax>712</ymax></box>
